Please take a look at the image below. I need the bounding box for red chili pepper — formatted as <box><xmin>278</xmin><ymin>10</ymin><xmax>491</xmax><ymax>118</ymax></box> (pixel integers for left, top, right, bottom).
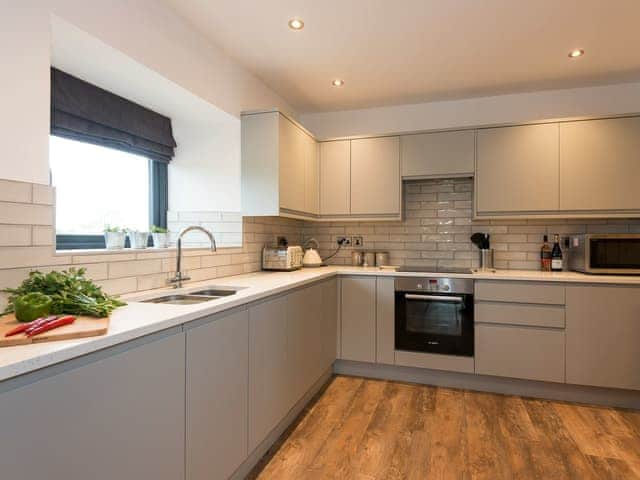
<box><xmin>27</xmin><ymin>315</ymin><xmax>75</xmax><ymax>337</ymax></box>
<box><xmin>25</xmin><ymin>315</ymin><xmax>60</xmax><ymax>335</ymax></box>
<box><xmin>4</xmin><ymin>315</ymin><xmax>58</xmax><ymax>337</ymax></box>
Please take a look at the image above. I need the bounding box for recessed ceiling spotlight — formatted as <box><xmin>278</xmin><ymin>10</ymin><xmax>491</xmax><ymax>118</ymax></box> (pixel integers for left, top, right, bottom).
<box><xmin>568</xmin><ymin>49</ymin><xmax>585</xmax><ymax>58</ymax></box>
<box><xmin>332</xmin><ymin>79</ymin><xmax>344</xmax><ymax>87</ymax></box>
<box><xmin>288</xmin><ymin>18</ymin><xmax>304</xmax><ymax>30</ymax></box>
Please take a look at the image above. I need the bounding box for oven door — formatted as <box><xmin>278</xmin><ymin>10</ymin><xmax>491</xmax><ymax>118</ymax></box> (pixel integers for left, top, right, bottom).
<box><xmin>395</xmin><ymin>291</ymin><xmax>474</xmax><ymax>356</ymax></box>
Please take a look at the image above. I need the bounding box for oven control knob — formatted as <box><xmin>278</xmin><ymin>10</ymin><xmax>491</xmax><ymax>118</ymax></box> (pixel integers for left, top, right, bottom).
<box><xmin>441</xmin><ymin>284</ymin><xmax>450</xmax><ymax>291</ymax></box>
<box><xmin>417</xmin><ymin>283</ymin><xmax>423</xmax><ymax>289</ymax></box>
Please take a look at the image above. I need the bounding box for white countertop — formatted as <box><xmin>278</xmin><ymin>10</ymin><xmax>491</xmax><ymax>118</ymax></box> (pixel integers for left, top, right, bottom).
<box><xmin>2</xmin><ymin>266</ymin><xmax>640</xmax><ymax>382</ymax></box>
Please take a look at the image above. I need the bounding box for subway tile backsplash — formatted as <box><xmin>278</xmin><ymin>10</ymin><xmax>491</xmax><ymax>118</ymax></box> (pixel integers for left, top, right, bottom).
<box><xmin>2</xmin><ymin>176</ymin><xmax>640</xmax><ymax>305</ymax></box>
<box><xmin>303</xmin><ymin>178</ymin><xmax>640</xmax><ymax>270</ymax></box>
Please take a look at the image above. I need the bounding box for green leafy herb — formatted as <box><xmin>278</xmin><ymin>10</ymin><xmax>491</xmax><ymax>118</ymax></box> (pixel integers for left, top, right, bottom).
<box><xmin>104</xmin><ymin>225</ymin><xmax>123</xmax><ymax>233</ymax></box>
<box><xmin>150</xmin><ymin>225</ymin><xmax>168</xmax><ymax>233</ymax></box>
<box><xmin>2</xmin><ymin>268</ymin><xmax>126</xmax><ymax>318</ymax></box>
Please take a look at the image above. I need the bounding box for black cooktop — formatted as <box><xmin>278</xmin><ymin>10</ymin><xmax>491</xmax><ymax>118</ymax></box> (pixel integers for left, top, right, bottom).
<box><xmin>396</xmin><ymin>266</ymin><xmax>474</xmax><ymax>274</ymax></box>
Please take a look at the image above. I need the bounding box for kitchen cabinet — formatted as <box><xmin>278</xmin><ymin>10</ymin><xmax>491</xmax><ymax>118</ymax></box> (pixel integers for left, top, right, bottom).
<box><xmin>350</xmin><ymin>136</ymin><xmax>401</xmax><ymax>216</ymax></box>
<box><xmin>319</xmin><ymin>140</ymin><xmax>351</xmax><ymax>215</ymax></box>
<box><xmin>248</xmin><ymin>295</ymin><xmax>290</xmax><ymax>451</ymax></box>
<box><xmin>0</xmin><ymin>329</ymin><xmax>185</xmax><ymax>480</ymax></box>
<box><xmin>242</xmin><ymin>111</ymin><xmax>318</xmax><ymax>219</ymax></box>
<box><xmin>566</xmin><ymin>285</ymin><xmax>640</xmax><ymax>391</ymax></box>
<box><xmin>341</xmin><ymin>276</ymin><xmax>377</xmax><ymax>362</ymax></box>
<box><xmin>186</xmin><ymin>310</ymin><xmax>248</xmax><ymax>480</ymax></box>
<box><xmin>321</xmin><ymin>278</ymin><xmax>339</xmax><ymax>368</ymax></box>
<box><xmin>401</xmin><ymin>130</ymin><xmax>475</xmax><ymax>178</ymax></box>
<box><xmin>376</xmin><ymin>276</ymin><xmax>395</xmax><ymax>365</ymax></box>
<box><xmin>475</xmin><ymin>123</ymin><xmax>559</xmax><ymax>215</ymax></box>
<box><xmin>475</xmin><ymin>281</ymin><xmax>565</xmax><ymax>305</ymax></box>
<box><xmin>475</xmin><ymin>324</ymin><xmax>565</xmax><ymax>383</ymax></box>
<box><xmin>559</xmin><ymin>117</ymin><xmax>640</xmax><ymax>212</ymax></box>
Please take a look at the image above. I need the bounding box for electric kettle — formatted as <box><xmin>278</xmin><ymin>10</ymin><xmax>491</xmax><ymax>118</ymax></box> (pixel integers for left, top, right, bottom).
<box><xmin>302</xmin><ymin>238</ymin><xmax>323</xmax><ymax>267</ymax></box>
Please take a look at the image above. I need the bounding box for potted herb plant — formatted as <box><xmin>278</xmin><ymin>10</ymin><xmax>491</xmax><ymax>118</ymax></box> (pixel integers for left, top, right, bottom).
<box><xmin>104</xmin><ymin>225</ymin><xmax>126</xmax><ymax>250</ymax></box>
<box><xmin>127</xmin><ymin>229</ymin><xmax>149</xmax><ymax>249</ymax></box>
<box><xmin>150</xmin><ymin>225</ymin><xmax>170</xmax><ymax>248</ymax></box>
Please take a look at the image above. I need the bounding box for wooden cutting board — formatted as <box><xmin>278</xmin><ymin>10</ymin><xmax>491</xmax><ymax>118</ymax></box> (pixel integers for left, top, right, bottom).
<box><xmin>0</xmin><ymin>314</ymin><xmax>109</xmax><ymax>347</ymax></box>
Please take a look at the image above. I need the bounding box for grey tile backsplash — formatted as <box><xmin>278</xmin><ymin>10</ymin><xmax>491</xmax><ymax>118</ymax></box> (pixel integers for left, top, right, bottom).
<box><xmin>303</xmin><ymin>178</ymin><xmax>640</xmax><ymax>270</ymax></box>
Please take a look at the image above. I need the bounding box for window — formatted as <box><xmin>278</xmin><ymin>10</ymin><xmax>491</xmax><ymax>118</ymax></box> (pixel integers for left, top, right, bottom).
<box><xmin>50</xmin><ymin>68</ymin><xmax>175</xmax><ymax>249</ymax></box>
<box><xmin>51</xmin><ymin>136</ymin><xmax>150</xmax><ymax>234</ymax></box>
<box><xmin>51</xmin><ymin>136</ymin><xmax>168</xmax><ymax>250</ymax></box>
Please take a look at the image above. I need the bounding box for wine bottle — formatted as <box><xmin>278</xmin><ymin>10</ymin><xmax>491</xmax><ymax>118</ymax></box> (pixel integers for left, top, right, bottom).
<box><xmin>551</xmin><ymin>234</ymin><xmax>563</xmax><ymax>272</ymax></box>
<box><xmin>540</xmin><ymin>235</ymin><xmax>552</xmax><ymax>272</ymax></box>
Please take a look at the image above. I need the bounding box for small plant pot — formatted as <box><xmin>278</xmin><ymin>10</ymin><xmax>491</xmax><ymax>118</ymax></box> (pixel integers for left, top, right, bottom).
<box><xmin>104</xmin><ymin>231</ymin><xmax>126</xmax><ymax>250</ymax></box>
<box><xmin>152</xmin><ymin>232</ymin><xmax>170</xmax><ymax>249</ymax></box>
<box><xmin>128</xmin><ymin>231</ymin><xmax>149</xmax><ymax>249</ymax></box>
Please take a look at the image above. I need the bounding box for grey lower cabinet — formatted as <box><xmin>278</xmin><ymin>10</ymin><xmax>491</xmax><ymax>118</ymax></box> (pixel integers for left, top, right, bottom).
<box><xmin>248</xmin><ymin>279</ymin><xmax>337</xmax><ymax>453</ymax></box>
<box><xmin>0</xmin><ymin>330</ymin><xmax>186</xmax><ymax>480</ymax></box>
<box><xmin>186</xmin><ymin>309</ymin><xmax>249</xmax><ymax>480</ymax></box>
<box><xmin>340</xmin><ymin>276</ymin><xmax>377</xmax><ymax>362</ymax></box>
<box><xmin>566</xmin><ymin>285</ymin><xmax>640</xmax><ymax>391</ymax></box>
<box><xmin>376</xmin><ymin>277</ymin><xmax>395</xmax><ymax>365</ymax></box>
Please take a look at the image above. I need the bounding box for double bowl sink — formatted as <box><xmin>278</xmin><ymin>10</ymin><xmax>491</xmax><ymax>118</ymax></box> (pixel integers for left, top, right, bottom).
<box><xmin>142</xmin><ymin>287</ymin><xmax>241</xmax><ymax>305</ymax></box>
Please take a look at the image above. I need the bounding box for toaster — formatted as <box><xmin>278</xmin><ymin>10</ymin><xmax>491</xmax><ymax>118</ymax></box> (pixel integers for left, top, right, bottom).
<box><xmin>262</xmin><ymin>245</ymin><xmax>304</xmax><ymax>271</ymax></box>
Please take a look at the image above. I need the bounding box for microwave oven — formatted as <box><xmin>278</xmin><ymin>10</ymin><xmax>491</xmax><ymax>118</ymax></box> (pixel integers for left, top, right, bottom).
<box><xmin>568</xmin><ymin>234</ymin><xmax>640</xmax><ymax>275</ymax></box>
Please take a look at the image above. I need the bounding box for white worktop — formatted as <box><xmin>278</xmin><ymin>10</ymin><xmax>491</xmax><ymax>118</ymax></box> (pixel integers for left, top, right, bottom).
<box><xmin>1</xmin><ymin>265</ymin><xmax>639</xmax><ymax>382</ymax></box>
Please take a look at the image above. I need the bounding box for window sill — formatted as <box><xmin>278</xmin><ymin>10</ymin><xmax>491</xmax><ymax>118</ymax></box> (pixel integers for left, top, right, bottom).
<box><xmin>54</xmin><ymin>246</ymin><xmax>225</xmax><ymax>257</ymax></box>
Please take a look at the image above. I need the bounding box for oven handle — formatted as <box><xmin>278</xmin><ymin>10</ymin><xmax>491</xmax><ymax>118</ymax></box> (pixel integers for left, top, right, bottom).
<box><xmin>404</xmin><ymin>293</ymin><xmax>464</xmax><ymax>302</ymax></box>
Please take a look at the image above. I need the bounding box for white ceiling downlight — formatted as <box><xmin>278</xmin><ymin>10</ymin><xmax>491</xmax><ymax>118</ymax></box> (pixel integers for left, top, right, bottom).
<box><xmin>288</xmin><ymin>18</ymin><xmax>304</xmax><ymax>30</ymax></box>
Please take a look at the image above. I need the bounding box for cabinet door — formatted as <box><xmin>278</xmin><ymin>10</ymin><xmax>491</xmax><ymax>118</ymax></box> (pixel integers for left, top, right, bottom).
<box><xmin>288</xmin><ymin>284</ymin><xmax>324</xmax><ymax>401</ymax></box>
<box><xmin>475</xmin><ymin>324</ymin><xmax>565</xmax><ymax>383</ymax></box>
<box><xmin>0</xmin><ymin>332</ymin><xmax>185</xmax><ymax>480</ymax></box>
<box><xmin>401</xmin><ymin>130</ymin><xmax>475</xmax><ymax>178</ymax></box>
<box><xmin>279</xmin><ymin>114</ymin><xmax>306</xmax><ymax>212</ymax></box>
<box><xmin>376</xmin><ymin>276</ymin><xmax>395</xmax><ymax>365</ymax></box>
<box><xmin>304</xmin><ymin>136</ymin><xmax>320</xmax><ymax>215</ymax></box>
<box><xmin>566</xmin><ymin>286</ymin><xmax>640</xmax><ymax>390</ymax></box>
<box><xmin>341</xmin><ymin>277</ymin><xmax>376</xmax><ymax>362</ymax></box>
<box><xmin>476</xmin><ymin>123</ymin><xmax>559</xmax><ymax>213</ymax></box>
<box><xmin>186</xmin><ymin>310</ymin><xmax>248</xmax><ymax>480</ymax></box>
<box><xmin>321</xmin><ymin>278</ymin><xmax>338</xmax><ymax>369</ymax></box>
<box><xmin>351</xmin><ymin>136</ymin><xmax>401</xmax><ymax>215</ymax></box>
<box><xmin>560</xmin><ymin>117</ymin><xmax>640</xmax><ymax>211</ymax></box>
<box><xmin>320</xmin><ymin>140</ymin><xmax>351</xmax><ymax>215</ymax></box>
<box><xmin>248</xmin><ymin>296</ymin><xmax>290</xmax><ymax>451</ymax></box>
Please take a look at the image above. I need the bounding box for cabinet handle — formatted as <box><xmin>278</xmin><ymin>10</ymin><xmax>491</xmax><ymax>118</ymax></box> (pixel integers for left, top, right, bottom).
<box><xmin>404</xmin><ymin>294</ymin><xmax>464</xmax><ymax>302</ymax></box>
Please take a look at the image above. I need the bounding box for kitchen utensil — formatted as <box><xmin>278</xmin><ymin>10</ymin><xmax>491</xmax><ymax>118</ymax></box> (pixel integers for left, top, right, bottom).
<box><xmin>470</xmin><ymin>232</ymin><xmax>485</xmax><ymax>249</ymax></box>
<box><xmin>0</xmin><ymin>313</ymin><xmax>109</xmax><ymax>348</ymax></box>
<box><xmin>479</xmin><ymin>249</ymin><xmax>494</xmax><ymax>271</ymax></box>
<box><xmin>351</xmin><ymin>251</ymin><xmax>364</xmax><ymax>266</ymax></box>
<box><xmin>375</xmin><ymin>252</ymin><xmax>390</xmax><ymax>267</ymax></box>
<box><xmin>363</xmin><ymin>252</ymin><xmax>376</xmax><ymax>267</ymax></box>
<box><xmin>302</xmin><ymin>238</ymin><xmax>323</xmax><ymax>267</ymax></box>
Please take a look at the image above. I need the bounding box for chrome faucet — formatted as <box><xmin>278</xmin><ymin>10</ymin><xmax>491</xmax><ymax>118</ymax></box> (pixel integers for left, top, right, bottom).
<box><xmin>168</xmin><ymin>226</ymin><xmax>217</xmax><ymax>288</ymax></box>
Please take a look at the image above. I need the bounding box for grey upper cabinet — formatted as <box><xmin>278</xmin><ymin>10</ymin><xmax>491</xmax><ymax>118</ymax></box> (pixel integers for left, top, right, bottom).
<box><xmin>0</xmin><ymin>331</ymin><xmax>186</xmax><ymax>480</ymax></box>
<box><xmin>241</xmin><ymin>111</ymin><xmax>318</xmax><ymax>219</ymax></box>
<box><xmin>560</xmin><ymin>117</ymin><xmax>640</xmax><ymax>212</ymax></box>
<box><xmin>319</xmin><ymin>140</ymin><xmax>351</xmax><ymax>215</ymax></box>
<box><xmin>475</xmin><ymin>123</ymin><xmax>560</xmax><ymax>215</ymax></box>
<box><xmin>350</xmin><ymin>136</ymin><xmax>401</xmax><ymax>216</ymax></box>
<box><xmin>186</xmin><ymin>310</ymin><xmax>249</xmax><ymax>480</ymax></box>
<box><xmin>341</xmin><ymin>276</ymin><xmax>377</xmax><ymax>362</ymax></box>
<box><xmin>566</xmin><ymin>285</ymin><xmax>640</xmax><ymax>391</ymax></box>
<box><xmin>401</xmin><ymin>130</ymin><xmax>475</xmax><ymax>178</ymax></box>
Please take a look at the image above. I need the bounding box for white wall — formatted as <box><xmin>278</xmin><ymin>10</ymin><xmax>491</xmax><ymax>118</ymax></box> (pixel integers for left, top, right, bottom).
<box><xmin>300</xmin><ymin>82</ymin><xmax>640</xmax><ymax>139</ymax></box>
<box><xmin>0</xmin><ymin>0</ymin><xmax>294</xmax><ymax>185</ymax></box>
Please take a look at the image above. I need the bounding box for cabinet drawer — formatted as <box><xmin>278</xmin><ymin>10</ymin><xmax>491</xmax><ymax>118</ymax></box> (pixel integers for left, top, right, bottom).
<box><xmin>395</xmin><ymin>350</ymin><xmax>474</xmax><ymax>373</ymax></box>
<box><xmin>475</xmin><ymin>302</ymin><xmax>565</xmax><ymax>328</ymax></box>
<box><xmin>475</xmin><ymin>324</ymin><xmax>565</xmax><ymax>383</ymax></box>
<box><xmin>475</xmin><ymin>281</ymin><xmax>565</xmax><ymax>305</ymax></box>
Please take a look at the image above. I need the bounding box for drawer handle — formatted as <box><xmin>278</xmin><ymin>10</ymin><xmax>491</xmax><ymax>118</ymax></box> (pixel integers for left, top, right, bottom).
<box><xmin>405</xmin><ymin>294</ymin><xmax>464</xmax><ymax>302</ymax></box>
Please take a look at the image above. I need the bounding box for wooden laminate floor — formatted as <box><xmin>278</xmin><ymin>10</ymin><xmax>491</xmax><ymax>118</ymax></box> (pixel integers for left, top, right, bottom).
<box><xmin>249</xmin><ymin>375</ymin><xmax>640</xmax><ymax>480</ymax></box>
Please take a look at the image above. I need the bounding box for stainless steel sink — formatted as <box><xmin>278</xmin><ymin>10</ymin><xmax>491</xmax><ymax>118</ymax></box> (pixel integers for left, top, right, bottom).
<box><xmin>142</xmin><ymin>294</ymin><xmax>217</xmax><ymax>305</ymax></box>
<box><xmin>189</xmin><ymin>288</ymin><xmax>237</xmax><ymax>298</ymax></box>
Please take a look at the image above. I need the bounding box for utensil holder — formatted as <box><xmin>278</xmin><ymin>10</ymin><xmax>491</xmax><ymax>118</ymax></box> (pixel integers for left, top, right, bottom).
<box><xmin>479</xmin><ymin>249</ymin><xmax>494</xmax><ymax>271</ymax></box>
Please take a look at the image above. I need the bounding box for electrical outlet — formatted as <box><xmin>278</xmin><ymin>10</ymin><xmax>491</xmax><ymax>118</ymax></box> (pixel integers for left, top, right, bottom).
<box><xmin>352</xmin><ymin>236</ymin><xmax>363</xmax><ymax>247</ymax></box>
<box><xmin>336</xmin><ymin>236</ymin><xmax>351</xmax><ymax>246</ymax></box>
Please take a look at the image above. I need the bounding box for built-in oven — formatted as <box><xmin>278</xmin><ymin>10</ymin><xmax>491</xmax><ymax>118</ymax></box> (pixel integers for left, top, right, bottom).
<box><xmin>395</xmin><ymin>277</ymin><xmax>474</xmax><ymax>357</ymax></box>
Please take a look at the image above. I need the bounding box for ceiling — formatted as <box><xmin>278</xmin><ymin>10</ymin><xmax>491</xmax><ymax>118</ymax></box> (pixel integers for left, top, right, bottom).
<box><xmin>161</xmin><ymin>0</ymin><xmax>640</xmax><ymax>113</ymax></box>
